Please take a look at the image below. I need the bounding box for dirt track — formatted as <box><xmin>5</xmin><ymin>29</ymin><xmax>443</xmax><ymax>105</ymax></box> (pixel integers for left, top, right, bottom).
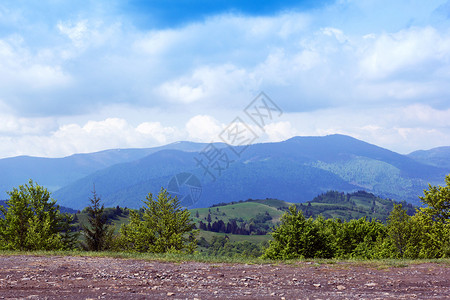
<box><xmin>0</xmin><ymin>255</ymin><xmax>449</xmax><ymax>299</ymax></box>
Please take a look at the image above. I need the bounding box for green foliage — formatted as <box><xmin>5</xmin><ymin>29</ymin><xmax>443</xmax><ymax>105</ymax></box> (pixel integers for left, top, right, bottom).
<box><xmin>262</xmin><ymin>175</ymin><xmax>450</xmax><ymax>261</ymax></box>
<box><xmin>298</xmin><ymin>190</ymin><xmax>415</xmax><ymax>221</ymax></box>
<box><xmin>385</xmin><ymin>204</ymin><xmax>414</xmax><ymax>258</ymax></box>
<box><xmin>81</xmin><ymin>187</ymin><xmax>114</xmax><ymax>251</ymax></box>
<box><xmin>262</xmin><ymin>205</ymin><xmax>333</xmax><ymax>259</ymax></box>
<box><xmin>331</xmin><ymin>217</ymin><xmax>385</xmax><ymax>259</ymax></box>
<box><xmin>412</xmin><ymin>175</ymin><xmax>450</xmax><ymax>258</ymax></box>
<box><xmin>262</xmin><ymin>205</ymin><xmax>386</xmax><ymax>260</ymax></box>
<box><xmin>419</xmin><ymin>174</ymin><xmax>450</xmax><ymax>223</ymax></box>
<box><xmin>0</xmin><ymin>180</ymin><xmax>76</xmax><ymax>250</ymax></box>
<box><xmin>117</xmin><ymin>188</ymin><xmax>197</xmax><ymax>253</ymax></box>
<box><xmin>204</xmin><ymin>236</ymin><xmax>264</xmax><ymax>258</ymax></box>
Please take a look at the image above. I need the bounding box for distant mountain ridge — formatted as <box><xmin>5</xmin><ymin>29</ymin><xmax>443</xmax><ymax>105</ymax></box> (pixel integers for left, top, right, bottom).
<box><xmin>408</xmin><ymin>146</ymin><xmax>450</xmax><ymax>169</ymax></box>
<box><xmin>53</xmin><ymin>134</ymin><xmax>449</xmax><ymax>209</ymax></box>
<box><xmin>0</xmin><ymin>141</ymin><xmax>223</xmax><ymax>197</ymax></box>
<box><xmin>1</xmin><ymin>135</ymin><xmax>448</xmax><ymax>210</ymax></box>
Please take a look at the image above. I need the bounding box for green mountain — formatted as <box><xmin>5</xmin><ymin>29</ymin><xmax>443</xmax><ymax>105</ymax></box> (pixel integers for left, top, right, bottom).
<box><xmin>52</xmin><ymin>135</ymin><xmax>447</xmax><ymax>209</ymax></box>
<box><xmin>297</xmin><ymin>190</ymin><xmax>415</xmax><ymax>221</ymax></box>
<box><xmin>192</xmin><ymin>191</ymin><xmax>415</xmax><ymax>233</ymax></box>
<box><xmin>408</xmin><ymin>146</ymin><xmax>450</xmax><ymax>169</ymax></box>
<box><xmin>1</xmin><ymin>135</ymin><xmax>448</xmax><ymax>209</ymax></box>
<box><xmin>0</xmin><ymin>141</ymin><xmax>223</xmax><ymax>198</ymax></box>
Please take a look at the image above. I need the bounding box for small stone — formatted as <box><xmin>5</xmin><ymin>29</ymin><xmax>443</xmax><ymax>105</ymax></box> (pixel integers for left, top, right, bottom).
<box><xmin>292</xmin><ymin>278</ymin><xmax>298</xmax><ymax>281</ymax></box>
<box><xmin>167</xmin><ymin>292</ymin><xmax>175</xmax><ymax>296</ymax></box>
<box><xmin>313</xmin><ymin>283</ymin><xmax>321</xmax><ymax>287</ymax></box>
<box><xmin>365</xmin><ymin>282</ymin><xmax>378</xmax><ymax>287</ymax></box>
<box><xmin>337</xmin><ymin>285</ymin><xmax>346</xmax><ymax>290</ymax></box>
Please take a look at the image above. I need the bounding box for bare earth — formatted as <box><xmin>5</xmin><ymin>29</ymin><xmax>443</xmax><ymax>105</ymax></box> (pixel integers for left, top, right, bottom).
<box><xmin>0</xmin><ymin>256</ymin><xmax>449</xmax><ymax>299</ymax></box>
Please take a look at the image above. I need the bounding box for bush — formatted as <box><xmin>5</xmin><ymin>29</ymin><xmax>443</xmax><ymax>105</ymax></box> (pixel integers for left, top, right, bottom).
<box><xmin>262</xmin><ymin>205</ymin><xmax>333</xmax><ymax>259</ymax></box>
<box><xmin>0</xmin><ymin>180</ymin><xmax>77</xmax><ymax>250</ymax></box>
<box><xmin>117</xmin><ymin>188</ymin><xmax>197</xmax><ymax>253</ymax></box>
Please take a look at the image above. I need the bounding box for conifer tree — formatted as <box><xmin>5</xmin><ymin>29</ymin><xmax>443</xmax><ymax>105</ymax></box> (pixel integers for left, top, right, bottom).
<box><xmin>82</xmin><ymin>186</ymin><xmax>113</xmax><ymax>251</ymax></box>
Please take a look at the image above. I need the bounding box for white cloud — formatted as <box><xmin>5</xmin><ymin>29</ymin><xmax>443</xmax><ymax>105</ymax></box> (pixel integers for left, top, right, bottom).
<box><xmin>0</xmin><ymin>38</ymin><xmax>72</xmax><ymax>95</ymax></box>
<box><xmin>0</xmin><ymin>117</ymin><xmax>183</xmax><ymax>158</ymax></box>
<box><xmin>136</xmin><ymin>122</ymin><xmax>179</xmax><ymax>144</ymax></box>
<box><xmin>277</xmin><ymin>104</ymin><xmax>450</xmax><ymax>154</ymax></box>
<box><xmin>359</xmin><ymin>26</ymin><xmax>450</xmax><ymax>80</ymax></box>
<box><xmin>185</xmin><ymin>115</ymin><xmax>223</xmax><ymax>142</ymax></box>
<box><xmin>263</xmin><ymin>121</ymin><xmax>299</xmax><ymax>142</ymax></box>
<box><xmin>0</xmin><ymin>1</ymin><xmax>450</xmax><ymax>157</ymax></box>
<box><xmin>156</xmin><ymin>64</ymin><xmax>258</xmax><ymax>105</ymax></box>
<box><xmin>57</xmin><ymin>20</ymin><xmax>89</xmax><ymax>48</ymax></box>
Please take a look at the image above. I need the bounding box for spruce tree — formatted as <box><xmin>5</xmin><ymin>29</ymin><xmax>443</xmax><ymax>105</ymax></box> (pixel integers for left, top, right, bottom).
<box><xmin>82</xmin><ymin>186</ymin><xmax>113</xmax><ymax>251</ymax></box>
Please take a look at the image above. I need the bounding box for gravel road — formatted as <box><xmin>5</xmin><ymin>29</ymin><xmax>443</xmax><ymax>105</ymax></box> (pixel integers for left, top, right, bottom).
<box><xmin>0</xmin><ymin>255</ymin><xmax>449</xmax><ymax>299</ymax></box>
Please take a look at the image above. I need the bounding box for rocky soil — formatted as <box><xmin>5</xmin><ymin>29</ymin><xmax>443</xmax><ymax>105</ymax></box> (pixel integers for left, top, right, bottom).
<box><xmin>0</xmin><ymin>255</ymin><xmax>449</xmax><ymax>299</ymax></box>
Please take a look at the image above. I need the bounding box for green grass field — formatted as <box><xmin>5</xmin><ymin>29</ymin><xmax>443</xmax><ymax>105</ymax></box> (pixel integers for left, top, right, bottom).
<box><xmin>191</xmin><ymin>201</ymin><xmax>284</xmax><ymax>226</ymax></box>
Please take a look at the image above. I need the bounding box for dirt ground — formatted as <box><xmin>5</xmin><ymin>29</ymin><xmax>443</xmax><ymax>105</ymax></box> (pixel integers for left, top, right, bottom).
<box><xmin>0</xmin><ymin>255</ymin><xmax>449</xmax><ymax>299</ymax></box>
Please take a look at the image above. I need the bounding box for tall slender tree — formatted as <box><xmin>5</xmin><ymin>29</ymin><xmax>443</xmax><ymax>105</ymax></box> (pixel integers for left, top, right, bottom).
<box><xmin>82</xmin><ymin>185</ymin><xmax>113</xmax><ymax>251</ymax></box>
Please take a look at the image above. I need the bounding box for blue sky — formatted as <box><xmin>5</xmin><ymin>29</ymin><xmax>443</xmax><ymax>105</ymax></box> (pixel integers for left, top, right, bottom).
<box><xmin>0</xmin><ymin>0</ymin><xmax>449</xmax><ymax>157</ymax></box>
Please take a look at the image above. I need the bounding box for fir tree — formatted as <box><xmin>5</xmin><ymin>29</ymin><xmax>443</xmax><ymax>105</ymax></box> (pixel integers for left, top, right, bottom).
<box><xmin>82</xmin><ymin>186</ymin><xmax>113</xmax><ymax>251</ymax></box>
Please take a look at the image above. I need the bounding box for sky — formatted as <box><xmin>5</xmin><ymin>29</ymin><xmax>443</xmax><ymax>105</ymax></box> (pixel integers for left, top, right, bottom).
<box><xmin>0</xmin><ymin>0</ymin><xmax>450</xmax><ymax>158</ymax></box>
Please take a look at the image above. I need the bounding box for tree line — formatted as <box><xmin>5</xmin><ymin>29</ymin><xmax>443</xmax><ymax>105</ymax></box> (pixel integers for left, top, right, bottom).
<box><xmin>198</xmin><ymin>211</ymin><xmax>273</xmax><ymax>235</ymax></box>
<box><xmin>0</xmin><ymin>180</ymin><xmax>196</xmax><ymax>253</ymax></box>
<box><xmin>263</xmin><ymin>174</ymin><xmax>450</xmax><ymax>259</ymax></box>
<box><xmin>1</xmin><ymin>174</ymin><xmax>449</xmax><ymax>259</ymax></box>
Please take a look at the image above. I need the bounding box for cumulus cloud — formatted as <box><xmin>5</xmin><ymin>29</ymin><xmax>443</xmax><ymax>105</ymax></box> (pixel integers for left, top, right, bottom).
<box><xmin>263</xmin><ymin>121</ymin><xmax>299</xmax><ymax>142</ymax></box>
<box><xmin>3</xmin><ymin>2</ymin><xmax>450</xmax><ymax>114</ymax></box>
<box><xmin>0</xmin><ymin>38</ymin><xmax>72</xmax><ymax>99</ymax></box>
<box><xmin>185</xmin><ymin>115</ymin><xmax>223</xmax><ymax>142</ymax></box>
<box><xmin>0</xmin><ymin>0</ymin><xmax>450</xmax><ymax>157</ymax></box>
<box><xmin>359</xmin><ymin>27</ymin><xmax>450</xmax><ymax>81</ymax></box>
<box><xmin>0</xmin><ymin>118</ymin><xmax>183</xmax><ymax>158</ymax></box>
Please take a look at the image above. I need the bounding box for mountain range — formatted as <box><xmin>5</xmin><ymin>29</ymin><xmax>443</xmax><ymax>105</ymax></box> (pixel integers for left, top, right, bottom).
<box><xmin>1</xmin><ymin>134</ymin><xmax>448</xmax><ymax>210</ymax></box>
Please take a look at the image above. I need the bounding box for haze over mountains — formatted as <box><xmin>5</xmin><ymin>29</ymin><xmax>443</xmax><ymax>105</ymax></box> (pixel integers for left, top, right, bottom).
<box><xmin>1</xmin><ymin>134</ymin><xmax>448</xmax><ymax>210</ymax></box>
